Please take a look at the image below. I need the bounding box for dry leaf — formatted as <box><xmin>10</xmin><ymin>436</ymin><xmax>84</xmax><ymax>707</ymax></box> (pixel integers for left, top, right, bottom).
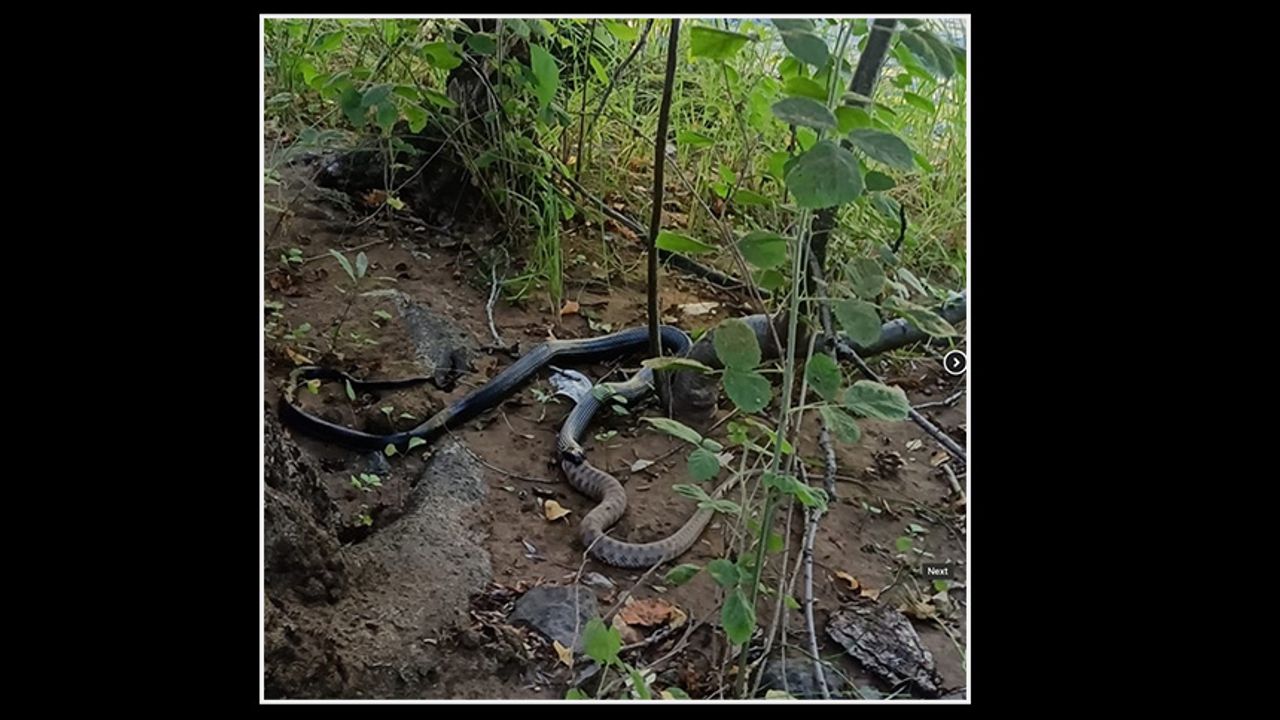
<box><xmin>668</xmin><ymin>605</ymin><xmax>688</xmax><ymax>629</ymax></box>
<box><xmin>553</xmin><ymin>640</ymin><xmax>574</xmax><ymax>668</ymax></box>
<box><xmin>617</xmin><ymin>597</ymin><xmax>682</xmax><ymax>627</ymax></box>
<box><xmin>361</xmin><ymin>189</ymin><xmax>388</xmax><ymax>207</ymax></box>
<box><xmin>959</xmin><ymin>423</ymin><xmax>967</xmax><ymax>433</ymax></box>
<box><xmin>679</xmin><ymin>301</ymin><xmax>720</xmax><ymax>316</ymax></box>
<box><xmin>630</xmin><ymin>459</ymin><xmax>655</xmax><ymax>473</ymax></box>
<box><xmin>560</xmin><ymin>300</ymin><xmax>580</xmax><ymax>317</ymax></box>
<box><xmin>611</xmin><ymin>614</ymin><xmax>644</xmax><ymax>644</ymax></box>
<box><xmin>900</xmin><ymin>601</ymin><xmax>938</xmax><ymax>620</ymax></box>
<box><xmin>543</xmin><ymin>500</ymin><xmax>571</xmax><ymax>521</ymax></box>
<box><xmin>930</xmin><ymin>452</ymin><xmax>949</xmax><ymax>467</ymax></box>
<box><xmin>834</xmin><ymin>571</ymin><xmax>860</xmax><ymax>591</ymax></box>
<box><xmin>906</xmin><ymin>439</ymin><xmax>923</xmax><ymax>451</ymax></box>
<box><xmin>860</xmin><ymin>586</ymin><xmax>881</xmax><ymax>601</ymax></box>
<box><xmin>284</xmin><ymin>346</ymin><xmax>313</xmax><ymax>366</ymax></box>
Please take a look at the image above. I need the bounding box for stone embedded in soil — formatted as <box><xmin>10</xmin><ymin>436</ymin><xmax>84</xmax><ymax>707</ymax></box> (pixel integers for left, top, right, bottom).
<box><xmin>758</xmin><ymin>658</ymin><xmax>851</xmax><ymax>699</ymax></box>
<box><xmin>508</xmin><ymin>584</ymin><xmax>598</xmax><ymax>653</ymax></box>
<box><xmin>389</xmin><ymin>290</ymin><xmax>476</xmax><ymax>388</ymax></box>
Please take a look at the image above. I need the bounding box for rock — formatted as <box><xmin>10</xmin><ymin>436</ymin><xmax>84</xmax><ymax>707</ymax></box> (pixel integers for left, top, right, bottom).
<box><xmin>508</xmin><ymin>584</ymin><xmax>598</xmax><ymax>653</ymax></box>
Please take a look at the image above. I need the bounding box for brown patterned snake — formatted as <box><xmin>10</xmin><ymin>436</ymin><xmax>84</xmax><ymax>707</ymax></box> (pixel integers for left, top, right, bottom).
<box><xmin>557</xmin><ymin>314</ymin><xmax>786</xmax><ymax>568</ymax></box>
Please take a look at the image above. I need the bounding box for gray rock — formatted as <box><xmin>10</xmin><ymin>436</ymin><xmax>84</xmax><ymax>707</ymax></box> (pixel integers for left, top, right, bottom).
<box><xmin>509</xmin><ymin>584</ymin><xmax>598</xmax><ymax>652</ymax></box>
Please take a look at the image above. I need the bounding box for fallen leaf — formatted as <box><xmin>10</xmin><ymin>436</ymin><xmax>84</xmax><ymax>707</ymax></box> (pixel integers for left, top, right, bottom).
<box><xmin>554</xmin><ymin>640</ymin><xmax>574</xmax><ymax>668</ymax></box>
<box><xmin>560</xmin><ymin>300</ymin><xmax>580</xmax><ymax>317</ymax></box>
<box><xmin>959</xmin><ymin>423</ymin><xmax>967</xmax><ymax>433</ymax></box>
<box><xmin>860</xmin><ymin>586</ymin><xmax>881</xmax><ymax>601</ymax></box>
<box><xmin>668</xmin><ymin>605</ymin><xmax>688</xmax><ymax>629</ymax></box>
<box><xmin>679</xmin><ymin>301</ymin><xmax>720</xmax><ymax>316</ymax></box>
<box><xmin>361</xmin><ymin>189</ymin><xmax>388</xmax><ymax>207</ymax></box>
<box><xmin>618</xmin><ymin>597</ymin><xmax>682</xmax><ymax>627</ymax></box>
<box><xmin>834</xmin><ymin>571</ymin><xmax>860</xmax><ymax>590</ymax></box>
<box><xmin>543</xmin><ymin>500</ymin><xmax>571</xmax><ymax>521</ymax></box>
<box><xmin>906</xmin><ymin>439</ymin><xmax>923</xmax><ymax>451</ymax></box>
<box><xmin>612</xmin><ymin>614</ymin><xmax>644</xmax><ymax>644</ymax></box>
<box><xmin>630</xmin><ymin>459</ymin><xmax>655</xmax><ymax>473</ymax></box>
<box><xmin>284</xmin><ymin>346</ymin><xmax>312</xmax><ymax>365</ymax></box>
<box><xmin>610</xmin><ymin>221</ymin><xmax>639</xmax><ymax>242</ymax></box>
<box><xmin>900</xmin><ymin>601</ymin><xmax>938</xmax><ymax>620</ymax></box>
<box><xmin>930</xmin><ymin>453</ymin><xmax>949</xmax><ymax>467</ymax></box>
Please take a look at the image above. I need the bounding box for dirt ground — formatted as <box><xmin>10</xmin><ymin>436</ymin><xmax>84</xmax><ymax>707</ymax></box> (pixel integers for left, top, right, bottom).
<box><xmin>262</xmin><ymin>160</ymin><xmax>968</xmax><ymax>700</ymax></box>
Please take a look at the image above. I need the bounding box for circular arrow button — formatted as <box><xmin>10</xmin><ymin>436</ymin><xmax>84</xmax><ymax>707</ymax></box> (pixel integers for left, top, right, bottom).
<box><xmin>944</xmin><ymin>350</ymin><xmax>967</xmax><ymax>376</ymax></box>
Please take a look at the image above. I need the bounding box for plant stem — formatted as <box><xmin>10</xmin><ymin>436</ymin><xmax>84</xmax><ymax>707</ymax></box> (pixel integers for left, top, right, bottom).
<box><xmin>646</xmin><ymin>19</ymin><xmax>680</xmax><ymax>357</ymax></box>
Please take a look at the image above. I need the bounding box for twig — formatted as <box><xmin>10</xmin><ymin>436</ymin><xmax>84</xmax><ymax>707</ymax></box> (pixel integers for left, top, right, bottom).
<box><xmin>447</xmin><ymin>431</ymin><xmax>560</xmax><ymax>484</ymax></box>
<box><xmin>914</xmin><ymin>388</ymin><xmax>964</xmax><ymax>410</ymax></box>
<box><xmin>301</xmin><ymin>237</ymin><xmax>390</xmax><ymax>264</ymax></box>
<box><xmin>583</xmin><ymin>19</ymin><xmax>654</xmax><ymax>144</ymax></box>
<box><xmin>942</xmin><ymin>463</ymin><xmax>966</xmax><ymax>503</ymax></box>
<box><xmin>645</xmin><ymin>19</ymin><xmax>681</xmax><ymax>357</ymax></box>
<box><xmin>797</xmin><ymin>467</ymin><xmax>831</xmax><ymax>700</ymax></box>
<box><xmin>602</xmin><ymin>558</ymin><xmax>666</xmax><ymax>625</ymax></box>
<box><xmin>487</xmin><ymin>251</ymin><xmax>507</xmax><ymax>347</ymax></box>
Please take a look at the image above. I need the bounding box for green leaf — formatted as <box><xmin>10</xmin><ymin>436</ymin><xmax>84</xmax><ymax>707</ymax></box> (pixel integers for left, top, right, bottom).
<box><xmin>529</xmin><ymin>44</ymin><xmax>559</xmax><ymax>111</ymax></box>
<box><xmin>713</xmin><ymin>318</ymin><xmax>762</xmax><ymax>369</ymax></box>
<box><xmin>656</xmin><ymin>231</ymin><xmax>717</xmax><ymax>254</ymax></box>
<box><xmin>408</xmin><ymin>437</ymin><xmax>427</xmax><ymax>450</ymax></box>
<box><xmin>865</xmin><ymin>171</ymin><xmax>896</xmax><ymax>191</ymax></box>
<box><xmin>819</xmin><ymin>406</ymin><xmax>862</xmax><ymax>443</ymax></box>
<box><xmin>733</xmin><ymin>189</ymin><xmax>772</xmax><ymax>207</ymax></box>
<box><xmin>361</xmin><ymin>84</ymin><xmax>392</xmax><ymax>108</ymax></box>
<box><xmin>339</xmin><ymin>87</ymin><xmax>366</xmax><ymax>126</ymax></box>
<box><xmin>707</xmin><ymin>558</ymin><xmax>740</xmax><ymax>588</ymax></box>
<box><xmin>738</xmin><ymin>231</ymin><xmax>789</xmax><ymax>269</ymax></box>
<box><xmin>629</xmin><ymin>668</ymin><xmax>652</xmax><ymax>700</ymax></box>
<box><xmin>374</xmin><ymin>101</ymin><xmax>397</xmax><ymax>133</ymax></box>
<box><xmin>783</xmin><ymin>76</ymin><xmax>828</xmax><ymax>102</ymax></box>
<box><xmin>565</xmin><ymin>688</ymin><xmax>590</xmax><ymax>700</ymax></box>
<box><xmin>420</xmin><ymin>41</ymin><xmax>462</xmax><ymax>70</ymax></box>
<box><xmin>849</xmin><ymin>129</ymin><xmax>916</xmax><ymax>171</ymax></box>
<box><xmin>641</xmin><ymin>417</ymin><xmax>704</xmax><ymax>446</ymax></box>
<box><xmin>676</xmin><ymin>130</ymin><xmax>714</xmax><ymax>148</ymax></box>
<box><xmin>834</xmin><ymin>298</ymin><xmax>882</xmax><ymax>347</ymax></box>
<box><xmin>642</xmin><ymin>356</ymin><xmax>715</xmax><ymax>374</ymax></box>
<box><xmin>835</xmin><ymin>105</ymin><xmax>872</xmax><ymax>133</ymax></box>
<box><xmin>933</xmin><ymin>579</ymin><xmax>950</xmax><ymax>593</ymax></box>
<box><xmin>746</xmin><ymin>420</ymin><xmax>794</xmax><ymax>455</ymax></box>
<box><xmin>604</xmin><ymin>20</ymin><xmax>638</xmax><ymax>42</ymax></box>
<box><xmin>674</xmin><ymin>484</ymin><xmax>713</xmax><ymax>503</ymax></box>
<box><xmin>898</xmin><ymin>30</ymin><xmax>939</xmax><ymax>76</ymax></box>
<box><xmin>785</xmin><ymin>595</ymin><xmax>801</xmax><ymax>610</ymax></box>
<box><xmin>770</xmin><ymin>97</ymin><xmax>836</xmax><ymax>131</ymax></box>
<box><xmin>700</xmin><ymin>437</ymin><xmax>724</xmax><ymax>453</ymax></box>
<box><xmin>664</xmin><ymin>687</ymin><xmax>691</xmax><ymax>699</ymax></box>
<box><xmin>918</xmin><ymin>30</ymin><xmax>956</xmax><ymax>79</ymax></box>
<box><xmin>848</xmin><ymin>257</ymin><xmax>886</xmax><ymax>299</ymax></box>
<box><xmin>845</xmin><ymin>380</ymin><xmax>911</xmax><ymax>421</ymax></box>
<box><xmin>420</xmin><ymin>89</ymin><xmax>457</xmax><ymax>109</ymax></box>
<box><xmin>403</xmin><ymin>103</ymin><xmax>428</xmax><ymax>133</ymax></box>
<box><xmin>466</xmin><ymin>32</ymin><xmax>497</xmax><ymax>55</ymax></box>
<box><xmin>297</xmin><ymin>61</ymin><xmax>318</xmax><ymax>85</ymax></box>
<box><xmin>754</xmin><ymin>269</ymin><xmax>786</xmax><ymax>291</ymax></box>
<box><xmin>785</xmin><ymin>140</ymin><xmax>864</xmax><ymax>209</ymax></box>
<box><xmin>895</xmin><ymin>536</ymin><xmax>913</xmax><ymax>553</ymax></box>
<box><xmin>771</xmin><ymin>19</ymin><xmax>814</xmax><ymax>33</ymax></box>
<box><xmin>313</xmin><ymin>30</ymin><xmax>345</xmax><ymax>53</ymax></box>
<box><xmin>687</xmin><ymin>447</ymin><xmax>721</xmax><ymax>482</ymax></box>
<box><xmin>583</xmin><ymin>617</ymin><xmax>621</xmax><ymax>666</ymax></box>
<box><xmin>780</xmin><ymin>31</ymin><xmax>829</xmax><ymax>68</ymax></box>
<box><xmin>767</xmin><ymin>151</ymin><xmax>790</xmax><ymax>180</ymax></box>
<box><xmin>689</xmin><ymin>26</ymin><xmax>752</xmax><ymax>61</ymax></box>
<box><xmin>329</xmin><ymin>249</ymin><xmax>355</xmax><ymax>282</ymax></box>
<box><xmin>723</xmin><ymin>369</ymin><xmax>771</xmax><ymax>413</ymax></box>
<box><xmin>664</xmin><ymin>563</ymin><xmax>701</xmax><ymax>587</ymax></box>
<box><xmin>904</xmin><ymin>92</ymin><xmax>936</xmax><ymax>115</ymax></box>
<box><xmin>883</xmin><ymin>296</ymin><xmax>957</xmax><ymax>337</ymax></box>
<box><xmin>805</xmin><ymin>354</ymin><xmax>843</xmax><ymax>402</ymax></box>
<box><xmin>589</xmin><ymin>55</ymin><xmax>609</xmax><ymax>84</ymax></box>
<box><xmin>384</xmin><ymin>443</ymin><xmax>398</xmax><ymax>457</ymax></box>
<box><xmin>767</xmin><ymin>531</ymin><xmax>784</xmax><ymax>554</ymax></box>
<box><xmin>722</xmin><ymin>588</ymin><xmax>756</xmax><ymax>645</ymax></box>
<box><xmin>897</xmin><ymin>267</ymin><xmax>929</xmax><ymax>297</ymax></box>
<box><xmin>355</xmin><ymin>251</ymin><xmax>369</xmax><ymax>279</ymax></box>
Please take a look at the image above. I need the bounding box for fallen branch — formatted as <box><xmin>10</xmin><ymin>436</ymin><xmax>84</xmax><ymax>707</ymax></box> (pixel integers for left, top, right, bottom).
<box><xmin>797</xmin><ymin>466</ymin><xmax>831</xmax><ymax>700</ymax></box>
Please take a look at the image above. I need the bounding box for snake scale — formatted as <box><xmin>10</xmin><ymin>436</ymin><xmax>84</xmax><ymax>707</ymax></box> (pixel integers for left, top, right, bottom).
<box><xmin>278</xmin><ymin>315</ymin><xmax>781</xmax><ymax>568</ymax></box>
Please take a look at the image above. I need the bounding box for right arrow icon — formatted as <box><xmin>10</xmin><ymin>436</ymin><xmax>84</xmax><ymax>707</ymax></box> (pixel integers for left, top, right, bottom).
<box><xmin>944</xmin><ymin>350</ymin><xmax>967</xmax><ymax>376</ymax></box>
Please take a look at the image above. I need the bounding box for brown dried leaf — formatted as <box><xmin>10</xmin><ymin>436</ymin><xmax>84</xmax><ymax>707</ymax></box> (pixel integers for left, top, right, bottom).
<box><xmin>612</xmin><ymin>614</ymin><xmax>644</xmax><ymax>644</ymax></box>
<box><xmin>679</xmin><ymin>301</ymin><xmax>720</xmax><ymax>316</ymax></box>
<box><xmin>284</xmin><ymin>346</ymin><xmax>313</xmax><ymax>366</ymax></box>
<box><xmin>560</xmin><ymin>300</ymin><xmax>580</xmax><ymax>317</ymax></box>
<box><xmin>860</xmin><ymin>586</ymin><xmax>882</xmax><ymax>601</ymax></box>
<box><xmin>834</xmin><ymin>571</ymin><xmax>860</xmax><ymax>591</ymax></box>
<box><xmin>900</xmin><ymin>600</ymin><xmax>938</xmax><ymax>620</ymax></box>
<box><xmin>617</xmin><ymin>597</ymin><xmax>682</xmax><ymax>628</ymax></box>
<box><xmin>553</xmin><ymin>640</ymin><xmax>574</xmax><ymax>668</ymax></box>
<box><xmin>930</xmin><ymin>452</ymin><xmax>949</xmax><ymax>467</ymax></box>
<box><xmin>543</xmin><ymin>500</ymin><xmax>571</xmax><ymax>522</ymax></box>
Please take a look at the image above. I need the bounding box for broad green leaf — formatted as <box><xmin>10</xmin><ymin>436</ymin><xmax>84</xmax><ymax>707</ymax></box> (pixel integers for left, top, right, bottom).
<box><xmin>865</xmin><ymin>171</ymin><xmax>896</xmax><ymax>191</ymax></box>
<box><xmin>713</xmin><ymin>318</ymin><xmax>762</xmax><ymax>369</ymax></box>
<box><xmin>785</xmin><ymin>140</ymin><xmax>864</xmax><ymax>209</ymax></box>
<box><xmin>849</xmin><ymin>129</ymin><xmax>916</xmax><ymax>171</ymax></box>
<box><xmin>915</xmin><ymin>152</ymin><xmax>935</xmax><ymax>173</ymax></box>
<box><xmin>903</xmin><ymin>92</ymin><xmax>936</xmax><ymax>114</ymax></box>
<box><xmin>780</xmin><ymin>30</ymin><xmax>829</xmax><ymax>68</ymax></box>
<box><xmin>785</xmin><ymin>595</ymin><xmax>801</xmax><ymax>610</ymax></box>
<box><xmin>565</xmin><ymin>688</ymin><xmax>589</xmax><ymax>700</ymax></box>
<box><xmin>897</xmin><ymin>267</ymin><xmax>928</xmax><ymax>297</ymax></box>
<box><xmin>918</xmin><ymin>30</ymin><xmax>956</xmax><ymax>79</ymax></box>
<box><xmin>792</xmin><ymin>482</ymin><xmax>828</xmax><ymax>510</ymax></box>
<box><xmin>783</xmin><ymin>76</ymin><xmax>828</xmax><ymax>101</ymax></box>
<box><xmin>771</xmin><ymin>19</ymin><xmax>814</xmax><ymax>33</ymax></box>
<box><xmin>883</xmin><ymin>296</ymin><xmax>957</xmax><ymax>337</ymax></box>
<box><xmin>700</xmin><ymin>437</ymin><xmax>724</xmax><ymax>453</ymax></box>
<box><xmin>355</xmin><ymin>251</ymin><xmax>369</xmax><ymax>279</ymax></box>
<box><xmin>665</xmin><ymin>563</ymin><xmax>701</xmax><ymax>586</ymax></box>
<box><xmin>738</xmin><ymin>231</ymin><xmax>789</xmax><ymax>269</ymax></box>
<box><xmin>835</xmin><ymin>105</ymin><xmax>872</xmax><ymax>133</ymax></box>
<box><xmin>529</xmin><ymin>44</ymin><xmax>559</xmax><ymax>111</ymax></box>
<box><xmin>767</xmin><ymin>531</ymin><xmax>785</xmax><ymax>553</ymax></box>
<box><xmin>663</xmin><ymin>687</ymin><xmax>692</xmax><ymax>699</ymax></box>
<box><xmin>767</xmin><ymin>151</ymin><xmax>790</xmax><ymax>180</ymax></box>
<box><xmin>313</xmin><ymin>30</ymin><xmax>345</xmax><ymax>53</ymax></box>
<box><xmin>384</xmin><ymin>443</ymin><xmax>397</xmax><ymax>457</ymax></box>
<box><xmin>297</xmin><ymin>61</ymin><xmax>318</xmax><ymax>85</ymax></box>
<box><xmin>420</xmin><ymin>89</ymin><xmax>457</xmax><ymax>109</ymax></box>
<box><xmin>763</xmin><ymin>471</ymin><xmax>795</xmax><ymax>493</ymax></box>
<box><xmin>723</xmin><ymin>369</ymin><xmax>771</xmax><ymax>413</ymax></box>
<box><xmin>771</xmin><ymin>97</ymin><xmax>836</xmax><ymax>131</ymax></box>
<box><xmin>820</xmin><ymin>406</ymin><xmax>862</xmax><ymax>443</ymax></box>
<box><xmin>641</xmin><ymin>416</ymin><xmax>704</xmax><ymax>446</ymax></box>
<box><xmin>403</xmin><ymin>103</ymin><xmax>428</xmax><ymax>133</ymax></box>
<box><xmin>466</xmin><ymin>32</ymin><xmax>497</xmax><ymax>55</ymax></box>
<box><xmin>845</xmin><ymin>380</ymin><xmax>911</xmax><ymax>421</ymax></box>
<box><xmin>361</xmin><ymin>84</ymin><xmax>392</xmax><ymax>108</ymax></box>
<box><xmin>746</xmin><ymin>419</ymin><xmax>794</xmax><ymax>455</ymax></box>
<box><xmin>674</xmin><ymin>484</ymin><xmax>713</xmax><ymax>503</ymax></box>
<box><xmin>329</xmin><ymin>249</ymin><xmax>355</xmax><ymax>282</ymax></box>
<box><xmin>604</xmin><ymin>20</ymin><xmax>638</xmax><ymax>42</ymax></box>
<box><xmin>420</xmin><ymin>42</ymin><xmax>462</xmax><ymax>70</ymax></box>
<box><xmin>676</xmin><ymin>130</ymin><xmax>714</xmax><ymax>148</ymax></box>
<box><xmin>754</xmin><ymin>269</ymin><xmax>786</xmax><ymax>291</ymax></box>
<box><xmin>392</xmin><ymin>85</ymin><xmax>419</xmax><ymax>101</ymax></box>
<box><xmin>834</xmin><ymin>298</ymin><xmax>882</xmax><ymax>346</ymax></box>
<box><xmin>656</xmin><ymin>231</ymin><xmax>717</xmax><ymax>254</ymax></box>
<box><xmin>339</xmin><ymin>87</ymin><xmax>366</xmax><ymax>126</ymax></box>
<box><xmin>707</xmin><ymin>558</ymin><xmax>740</xmax><ymax>588</ymax></box>
<box><xmin>375</xmin><ymin>101</ymin><xmax>398</xmax><ymax>133</ymax></box>
<box><xmin>629</xmin><ymin>668</ymin><xmax>652</xmax><ymax>699</ymax></box>
<box><xmin>852</xmin><ymin>19</ymin><xmax>869</xmax><ymax>35</ymax></box>
<box><xmin>687</xmin><ymin>447</ymin><xmax>721</xmax><ymax>482</ymax></box>
<box><xmin>848</xmin><ymin>257</ymin><xmax>886</xmax><ymax>299</ymax></box>
<box><xmin>895</xmin><ymin>536</ymin><xmax>913</xmax><ymax>553</ymax></box>
<box><xmin>689</xmin><ymin>26</ymin><xmax>752</xmax><ymax>60</ymax></box>
<box><xmin>898</xmin><ymin>30</ymin><xmax>939</xmax><ymax>76</ymax></box>
<box><xmin>589</xmin><ymin>55</ymin><xmax>608</xmax><ymax>84</ymax></box>
<box><xmin>408</xmin><ymin>437</ymin><xmax>427</xmax><ymax>450</ymax></box>
<box><xmin>583</xmin><ymin>617</ymin><xmax>621</xmax><ymax>666</ymax></box>
<box><xmin>722</xmin><ymin>589</ymin><xmax>756</xmax><ymax>645</ymax></box>
<box><xmin>805</xmin><ymin>353</ymin><xmax>843</xmax><ymax>402</ymax></box>
<box><xmin>641</xmin><ymin>356</ymin><xmax>714</xmax><ymax>373</ymax></box>
<box><xmin>733</xmin><ymin>189</ymin><xmax>772</xmax><ymax>207</ymax></box>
